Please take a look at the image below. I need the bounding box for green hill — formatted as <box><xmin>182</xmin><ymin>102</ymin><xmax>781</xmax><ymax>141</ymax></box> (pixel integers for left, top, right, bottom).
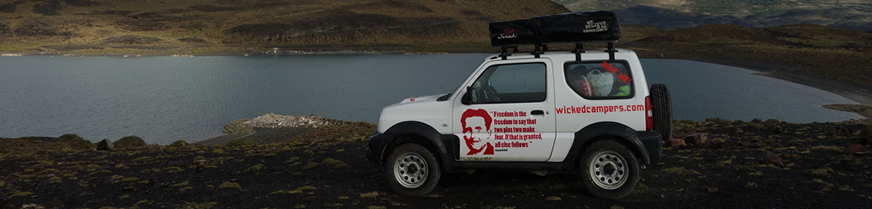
<box><xmin>0</xmin><ymin>0</ymin><xmax>568</xmax><ymax>54</ymax></box>
<box><xmin>623</xmin><ymin>23</ymin><xmax>872</xmax><ymax>87</ymax></box>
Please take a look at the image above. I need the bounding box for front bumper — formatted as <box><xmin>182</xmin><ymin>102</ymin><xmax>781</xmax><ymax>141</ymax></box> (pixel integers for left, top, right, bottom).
<box><xmin>366</xmin><ymin>131</ymin><xmax>394</xmax><ymax>165</ymax></box>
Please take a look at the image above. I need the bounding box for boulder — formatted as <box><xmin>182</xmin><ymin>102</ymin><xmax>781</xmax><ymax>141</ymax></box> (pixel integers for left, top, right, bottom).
<box><xmin>96</xmin><ymin>139</ymin><xmax>114</xmax><ymax>151</ymax></box>
<box><xmin>684</xmin><ymin>133</ymin><xmax>708</xmax><ymax>145</ymax></box>
<box><xmin>845</xmin><ymin>144</ymin><xmax>871</xmax><ymax>156</ymax></box>
<box><xmin>666</xmin><ymin>138</ymin><xmax>686</xmax><ymax>149</ymax></box>
<box><xmin>759</xmin><ymin>151</ymin><xmax>784</xmax><ymax>167</ymax></box>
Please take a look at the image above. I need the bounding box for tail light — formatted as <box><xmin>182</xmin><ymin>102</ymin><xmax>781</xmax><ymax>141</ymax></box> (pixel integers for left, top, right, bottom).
<box><xmin>645</xmin><ymin>96</ymin><xmax>653</xmax><ymax>131</ymax></box>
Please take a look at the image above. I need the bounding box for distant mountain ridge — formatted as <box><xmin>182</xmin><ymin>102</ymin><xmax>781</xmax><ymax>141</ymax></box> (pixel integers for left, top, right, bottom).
<box><xmin>555</xmin><ymin>0</ymin><xmax>872</xmax><ymax>31</ymax></box>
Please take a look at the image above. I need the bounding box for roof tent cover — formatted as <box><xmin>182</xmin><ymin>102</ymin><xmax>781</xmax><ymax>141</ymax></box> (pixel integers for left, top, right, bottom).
<box><xmin>489</xmin><ymin>11</ymin><xmax>621</xmax><ymax>47</ymax></box>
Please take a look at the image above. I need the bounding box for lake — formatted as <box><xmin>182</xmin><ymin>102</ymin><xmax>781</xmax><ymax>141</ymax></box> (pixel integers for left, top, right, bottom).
<box><xmin>0</xmin><ymin>54</ymin><xmax>862</xmax><ymax>144</ymax></box>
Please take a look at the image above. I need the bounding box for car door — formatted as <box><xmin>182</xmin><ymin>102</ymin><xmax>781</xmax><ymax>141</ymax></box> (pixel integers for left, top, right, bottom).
<box><xmin>452</xmin><ymin>60</ymin><xmax>556</xmax><ymax>161</ymax></box>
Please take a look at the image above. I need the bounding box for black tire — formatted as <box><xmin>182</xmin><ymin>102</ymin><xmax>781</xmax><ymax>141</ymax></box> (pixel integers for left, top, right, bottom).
<box><xmin>650</xmin><ymin>84</ymin><xmax>673</xmax><ymax>140</ymax></box>
<box><xmin>579</xmin><ymin>140</ymin><xmax>641</xmax><ymax>199</ymax></box>
<box><xmin>385</xmin><ymin>143</ymin><xmax>441</xmax><ymax>196</ymax></box>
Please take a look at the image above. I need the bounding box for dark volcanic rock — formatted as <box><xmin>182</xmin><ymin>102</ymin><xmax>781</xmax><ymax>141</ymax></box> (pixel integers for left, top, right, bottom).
<box><xmin>0</xmin><ymin>22</ymin><xmax>8</xmax><ymax>34</ymax></box>
<box><xmin>96</xmin><ymin>139</ymin><xmax>114</xmax><ymax>151</ymax></box>
<box><xmin>14</xmin><ymin>19</ymin><xmax>72</xmax><ymax>37</ymax></box>
<box><xmin>104</xmin><ymin>35</ymin><xmax>161</xmax><ymax>44</ymax></box>
<box><xmin>32</xmin><ymin>0</ymin><xmax>62</xmax><ymax>15</ymax></box>
<box><xmin>178</xmin><ymin>37</ymin><xmax>206</xmax><ymax>43</ymax></box>
<box><xmin>64</xmin><ymin>0</ymin><xmax>100</xmax><ymax>7</ymax></box>
<box><xmin>188</xmin><ymin>5</ymin><xmax>241</xmax><ymax>12</ymax></box>
<box><xmin>0</xmin><ymin>1</ymin><xmax>21</xmax><ymax>13</ymax></box>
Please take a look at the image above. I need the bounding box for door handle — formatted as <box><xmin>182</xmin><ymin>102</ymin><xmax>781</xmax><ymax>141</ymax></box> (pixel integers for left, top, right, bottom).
<box><xmin>531</xmin><ymin>110</ymin><xmax>545</xmax><ymax>115</ymax></box>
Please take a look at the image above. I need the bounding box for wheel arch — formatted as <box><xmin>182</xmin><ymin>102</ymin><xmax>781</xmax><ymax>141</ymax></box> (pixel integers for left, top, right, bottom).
<box><xmin>380</xmin><ymin>121</ymin><xmax>449</xmax><ymax>167</ymax></box>
<box><xmin>565</xmin><ymin>122</ymin><xmax>651</xmax><ymax>169</ymax></box>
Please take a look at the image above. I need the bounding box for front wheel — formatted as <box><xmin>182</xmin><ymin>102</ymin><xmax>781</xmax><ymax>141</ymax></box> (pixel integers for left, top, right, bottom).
<box><xmin>385</xmin><ymin>143</ymin><xmax>441</xmax><ymax>196</ymax></box>
<box><xmin>579</xmin><ymin>140</ymin><xmax>641</xmax><ymax>199</ymax></box>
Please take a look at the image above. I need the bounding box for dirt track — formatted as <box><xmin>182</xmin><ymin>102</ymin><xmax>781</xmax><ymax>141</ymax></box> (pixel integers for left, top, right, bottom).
<box><xmin>2</xmin><ymin>119</ymin><xmax>871</xmax><ymax>209</ymax></box>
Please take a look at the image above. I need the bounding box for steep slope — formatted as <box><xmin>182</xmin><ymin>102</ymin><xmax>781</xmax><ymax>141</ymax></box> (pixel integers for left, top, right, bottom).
<box><xmin>623</xmin><ymin>24</ymin><xmax>872</xmax><ymax>86</ymax></box>
<box><xmin>556</xmin><ymin>0</ymin><xmax>872</xmax><ymax>31</ymax></box>
<box><xmin>0</xmin><ymin>0</ymin><xmax>569</xmax><ymax>53</ymax></box>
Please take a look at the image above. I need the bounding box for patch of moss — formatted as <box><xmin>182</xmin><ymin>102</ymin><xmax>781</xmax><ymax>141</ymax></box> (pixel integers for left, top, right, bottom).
<box><xmin>635</xmin><ymin>183</ymin><xmax>648</xmax><ymax>190</ymax></box>
<box><xmin>9</xmin><ymin>191</ymin><xmax>33</xmax><ymax>198</ymax></box>
<box><xmin>115</xmin><ymin>136</ymin><xmax>146</xmax><ymax>148</ymax></box>
<box><xmin>302</xmin><ymin>162</ymin><xmax>320</xmax><ymax>170</ymax></box>
<box><xmin>368</xmin><ymin>206</ymin><xmax>386</xmax><ymax>209</ymax></box>
<box><xmin>270</xmin><ymin>190</ymin><xmax>303</xmax><ymax>195</ymax></box>
<box><xmin>284</xmin><ymin>157</ymin><xmax>300</xmax><ymax>164</ymax></box>
<box><xmin>811</xmin><ymin>167</ymin><xmax>835</xmax><ymax>176</ymax></box>
<box><xmin>122</xmin><ymin>177</ymin><xmax>140</xmax><ymax>182</ymax></box>
<box><xmin>303</xmin><ymin>150</ymin><xmax>315</xmax><ymax>155</ymax></box>
<box><xmin>662</xmin><ymin>167</ymin><xmax>702</xmax><ymax>175</ymax></box>
<box><xmin>810</xmin><ymin>145</ymin><xmax>844</xmax><ymax>153</ymax></box>
<box><xmin>212</xmin><ymin>148</ymin><xmax>226</xmax><ymax>154</ymax></box>
<box><xmin>219</xmin><ymin>182</ymin><xmax>241</xmax><ymax>190</ymax></box>
<box><xmin>175</xmin><ymin>202</ymin><xmax>217</xmax><ymax>209</ymax></box>
<box><xmin>360</xmin><ymin>191</ymin><xmax>379</xmax><ymax>198</ymax></box>
<box><xmin>545</xmin><ymin>196</ymin><xmax>561</xmax><ymax>201</ymax></box>
<box><xmin>168</xmin><ymin>140</ymin><xmax>189</xmax><ymax>147</ymax></box>
<box><xmin>296</xmin><ymin>186</ymin><xmax>317</xmax><ymax>191</ymax></box>
<box><xmin>164</xmin><ymin>166</ymin><xmax>183</xmax><ymax>173</ymax></box>
<box><xmin>246</xmin><ymin>164</ymin><xmax>265</xmax><ymax>172</ymax></box>
<box><xmin>263</xmin><ymin>152</ymin><xmax>277</xmax><ymax>157</ymax></box>
<box><xmin>179</xmin><ymin>186</ymin><xmax>193</xmax><ymax>192</ymax></box>
<box><xmin>173</xmin><ymin>181</ymin><xmax>190</xmax><ymax>187</ymax></box>
<box><xmin>60</xmin><ymin>134</ymin><xmax>96</xmax><ymax>150</ymax></box>
<box><xmin>225</xmin><ymin>138</ymin><xmax>256</xmax><ymax>147</ymax></box>
<box><xmin>321</xmin><ymin>158</ymin><xmax>350</xmax><ymax>168</ymax></box>
<box><xmin>133</xmin><ymin>156</ymin><xmax>151</xmax><ymax>161</ymax></box>
<box><xmin>745</xmin><ymin>182</ymin><xmax>758</xmax><ymax>188</ymax></box>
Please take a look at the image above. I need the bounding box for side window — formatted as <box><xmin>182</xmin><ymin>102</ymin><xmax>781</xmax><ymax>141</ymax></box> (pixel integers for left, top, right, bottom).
<box><xmin>471</xmin><ymin>63</ymin><xmax>546</xmax><ymax>104</ymax></box>
<box><xmin>564</xmin><ymin>61</ymin><xmax>633</xmax><ymax>99</ymax></box>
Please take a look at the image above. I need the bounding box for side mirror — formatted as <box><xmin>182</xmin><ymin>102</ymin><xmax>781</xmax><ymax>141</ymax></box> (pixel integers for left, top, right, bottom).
<box><xmin>461</xmin><ymin>86</ymin><xmax>473</xmax><ymax>105</ymax></box>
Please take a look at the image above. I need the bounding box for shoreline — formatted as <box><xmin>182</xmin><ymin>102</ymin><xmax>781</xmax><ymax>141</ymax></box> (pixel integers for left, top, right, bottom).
<box><xmin>655</xmin><ymin>56</ymin><xmax>872</xmax><ymax>106</ymax></box>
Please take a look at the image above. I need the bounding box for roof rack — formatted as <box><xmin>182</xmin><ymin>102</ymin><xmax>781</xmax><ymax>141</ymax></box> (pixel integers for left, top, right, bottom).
<box><xmin>490</xmin><ymin>11</ymin><xmax>621</xmax><ymax>61</ymax></box>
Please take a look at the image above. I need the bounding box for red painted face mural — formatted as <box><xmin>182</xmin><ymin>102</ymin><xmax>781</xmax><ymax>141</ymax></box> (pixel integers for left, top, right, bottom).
<box><xmin>461</xmin><ymin>109</ymin><xmax>495</xmax><ymax>155</ymax></box>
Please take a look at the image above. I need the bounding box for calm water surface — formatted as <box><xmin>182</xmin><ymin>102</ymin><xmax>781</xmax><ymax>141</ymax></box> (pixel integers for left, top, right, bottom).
<box><xmin>0</xmin><ymin>55</ymin><xmax>862</xmax><ymax>144</ymax></box>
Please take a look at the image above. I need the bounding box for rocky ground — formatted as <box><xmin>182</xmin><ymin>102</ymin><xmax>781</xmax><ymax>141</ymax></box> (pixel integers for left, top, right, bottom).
<box><xmin>2</xmin><ymin>118</ymin><xmax>872</xmax><ymax>209</ymax></box>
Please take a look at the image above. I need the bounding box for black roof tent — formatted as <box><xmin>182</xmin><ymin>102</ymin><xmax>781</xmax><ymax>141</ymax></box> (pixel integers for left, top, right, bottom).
<box><xmin>489</xmin><ymin>11</ymin><xmax>621</xmax><ymax>61</ymax></box>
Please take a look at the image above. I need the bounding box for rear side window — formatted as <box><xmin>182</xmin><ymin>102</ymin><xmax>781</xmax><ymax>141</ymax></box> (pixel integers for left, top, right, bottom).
<box><xmin>564</xmin><ymin>61</ymin><xmax>633</xmax><ymax>99</ymax></box>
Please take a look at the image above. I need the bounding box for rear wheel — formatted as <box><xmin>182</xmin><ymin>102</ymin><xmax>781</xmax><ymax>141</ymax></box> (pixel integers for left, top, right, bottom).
<box><xmin>579</xmin><ymin>140</ymin><xmax>640</xmax><ymax>199</ymax></box>
<box><xmin>650</xmin><ymin>84</ymin><xmax>673</xmax><ymax>140</ymax></box>
<box><xmin>385</xmin><ymin>143</ymin><xmax>441</xmax><ymax>196</ymax></box>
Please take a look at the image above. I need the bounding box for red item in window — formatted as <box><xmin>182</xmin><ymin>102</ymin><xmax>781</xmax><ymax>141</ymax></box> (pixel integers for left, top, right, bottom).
<box><xmin>579</xmin><ymin>76</ymin><xmax>593</xmax><ymax>97</ymax></box>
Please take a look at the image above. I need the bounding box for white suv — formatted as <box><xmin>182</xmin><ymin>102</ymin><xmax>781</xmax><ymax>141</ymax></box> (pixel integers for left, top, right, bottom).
<box><xmin>366</xmin><ymin>11</ymin><xmax>672</xmax><ymax>199</ymax></box>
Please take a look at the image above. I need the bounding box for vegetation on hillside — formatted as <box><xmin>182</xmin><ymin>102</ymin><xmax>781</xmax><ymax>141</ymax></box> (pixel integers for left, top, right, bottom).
<box><xmin>0</xmin><ymin>0</ymin><xmax>568</xmax><ymax>54</ymax></box>
<box><xmin>623</xmin><ymin>24</ymin><xmax>872</xmax><ymax>87</ymax></box>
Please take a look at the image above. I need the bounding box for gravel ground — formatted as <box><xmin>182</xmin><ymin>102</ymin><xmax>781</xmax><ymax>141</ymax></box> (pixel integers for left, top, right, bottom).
<box><xmin>1</xmin><ymin>119</ymin><xmax>871</xmax><ymax>209</ymax></box>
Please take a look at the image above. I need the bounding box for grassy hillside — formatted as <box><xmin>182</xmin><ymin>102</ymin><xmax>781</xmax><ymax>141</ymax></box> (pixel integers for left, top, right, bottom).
<box><xmin>623</xmin><ymin>24</ymin><xmax>872</xmax><ymax>87</ymax></box>
<box><xmin>556</xmin><ymin>0</ymin><xmax>870</xmax><ymax>16</ymax></box>
<box><xmin>556</xmin><ymin>0</ymin><xmax>872</xmax><ymax>31</ymax></box>
<box><xmin>0</xmin><ymin>0</ymin><xmax>568</xmax><ymax>54</ymax></box>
